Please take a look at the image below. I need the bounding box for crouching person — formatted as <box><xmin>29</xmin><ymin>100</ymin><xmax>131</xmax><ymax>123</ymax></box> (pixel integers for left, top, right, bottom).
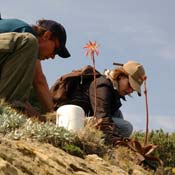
<box><xmin>89</xmin><ymin>61</ymin><xmax>146</xmax><ymax>139</ymax></box>
<box><xmin>0</xmin><ymin>17</ymin><xmax>70</xmax><ymax>119</ymax></box>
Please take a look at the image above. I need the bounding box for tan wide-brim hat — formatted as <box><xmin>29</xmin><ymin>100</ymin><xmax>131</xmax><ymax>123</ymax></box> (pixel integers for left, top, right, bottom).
<box><xmin>123</xmin><ymin>61</ymin><xmax>146</xmax><ymax>96</ymax></box>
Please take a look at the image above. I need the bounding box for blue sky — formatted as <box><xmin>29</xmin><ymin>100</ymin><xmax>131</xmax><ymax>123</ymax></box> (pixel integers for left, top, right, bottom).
<box><xmin>1</xmin><ymin>0</ymin><xmax>175</xmax><ymax>132</ymax></box>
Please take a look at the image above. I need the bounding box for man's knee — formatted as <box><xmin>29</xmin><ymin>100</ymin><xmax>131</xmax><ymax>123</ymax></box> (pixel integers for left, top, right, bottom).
<box><xmin>112</xmin><ymin>118</ymin><xmax>133</xmax><ymax>137</ymax></box>
<box><xmin>124</xmin><ymin>121</ymin><xmax>133</xmax><ymax>137</ymax></box>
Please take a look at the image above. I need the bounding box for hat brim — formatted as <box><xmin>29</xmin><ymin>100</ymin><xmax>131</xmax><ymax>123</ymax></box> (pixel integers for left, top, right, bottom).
<box><xmin>128</xmin><ymin>75</ymin><xmax>142</xmax><ymax>96</ymax></box>
<box><xmin>56</xmin><ymin>46</ymin><xmax>71</xmax><ymax>58</ymax></box>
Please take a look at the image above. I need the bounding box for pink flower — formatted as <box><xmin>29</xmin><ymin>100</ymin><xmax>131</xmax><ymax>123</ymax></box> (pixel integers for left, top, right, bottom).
<box><xmin>84</xmin><ymin>41</ymin><xmax>99</xmax><ymax>57</ymax></box>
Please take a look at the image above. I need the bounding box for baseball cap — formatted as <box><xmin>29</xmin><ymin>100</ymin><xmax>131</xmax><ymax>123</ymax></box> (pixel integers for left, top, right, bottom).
<box><xmin>123</xmin><ymin>61</ymin><xmax>146</xmax><ymax>96</ymax></box>
<box><xmin>38</xmin><ymin>20</ymin><xmax>70</xmax><ymax>58</ymax></box>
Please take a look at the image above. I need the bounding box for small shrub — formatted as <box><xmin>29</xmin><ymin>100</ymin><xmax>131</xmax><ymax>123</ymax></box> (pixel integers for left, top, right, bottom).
<box><xmin>63</xmin><ymin>144</ymin><xmax>84</xmax><ymax>158</ymax></box>
<box><xmin>75</xmin><ymin>123</ymin><xmax>108</xmax><ymax>156</ymax></box>
<box><xmin>0</xmin><ymin>100</ymin><xmax>27</xmax><ymax>134</ymax></box>
<box><xmin>132</xmin><ymin>129</ymin><xmax>175</xmax><ymax>173</ymax></box>
<box><xmin>8</xmin><ymin>120</ymin><xmax>75</xmax><ymax>147</ymax></box>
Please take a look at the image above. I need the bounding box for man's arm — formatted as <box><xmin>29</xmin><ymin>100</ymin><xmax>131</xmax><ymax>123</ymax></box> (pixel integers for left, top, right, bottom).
<box><xmin>33</xmin><ymin>60</ymin><xmax>54</xmax><ymax>113</ymax></box>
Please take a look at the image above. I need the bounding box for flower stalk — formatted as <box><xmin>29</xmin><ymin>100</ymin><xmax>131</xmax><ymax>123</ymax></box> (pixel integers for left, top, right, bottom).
<box><xmin>84</xmin><ymin>41</ymin><xmax>99</xmax><ymax>117</ymax></box>
<box><xmin>143</xmin><ymin>78</ymin><xmax>149</xmax><ymax>146</ymax></box>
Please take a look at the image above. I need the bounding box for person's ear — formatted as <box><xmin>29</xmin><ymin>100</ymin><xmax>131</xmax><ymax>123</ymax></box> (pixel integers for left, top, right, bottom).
<box><xmin>141</xmin><ymin>75</ymin><xmax>147</xmax><ymax>81</ymax></box>
<box><xmin>43</xmin><ymin>31</ymin><xmax>52</xmax><ymax>40</ymax></box>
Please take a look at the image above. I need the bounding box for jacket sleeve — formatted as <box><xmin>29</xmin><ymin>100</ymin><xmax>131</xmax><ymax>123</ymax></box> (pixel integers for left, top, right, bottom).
<box><xmin>89</xmin><ymin>78</ymin><xmax>114</xmax><ymax>118</ymax></box>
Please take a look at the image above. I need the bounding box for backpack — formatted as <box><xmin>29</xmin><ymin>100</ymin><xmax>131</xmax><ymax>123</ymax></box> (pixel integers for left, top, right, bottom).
<box><xmin>50</xmin><ymin>65</ymin><xmax>101</xmax><ymax>110</ymax></box>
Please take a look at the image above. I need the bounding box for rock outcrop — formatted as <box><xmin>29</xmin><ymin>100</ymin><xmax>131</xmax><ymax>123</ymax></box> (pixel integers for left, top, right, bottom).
<box><xmin>0</xmin><ymin>137</ymin><xmax>151</xmax><ymax>175</ymax></box>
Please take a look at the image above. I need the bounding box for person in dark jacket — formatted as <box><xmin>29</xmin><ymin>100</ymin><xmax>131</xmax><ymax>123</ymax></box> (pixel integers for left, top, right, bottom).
<box><xmin>0</xmin><ymin>17</ymin><xmax>70</xmax><ymax>117</ymax></box>
<box><xmin>89</xmin><ymin>60</ymin><xmax>146</xmax><ymax>137</ymax></box>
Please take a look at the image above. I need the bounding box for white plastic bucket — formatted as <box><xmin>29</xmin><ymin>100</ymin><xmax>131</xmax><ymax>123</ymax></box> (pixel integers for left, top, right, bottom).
<box><xmin>56</xmin><ymin>105</ymin><xmax>85</xmax><ymax>132</ymax></box>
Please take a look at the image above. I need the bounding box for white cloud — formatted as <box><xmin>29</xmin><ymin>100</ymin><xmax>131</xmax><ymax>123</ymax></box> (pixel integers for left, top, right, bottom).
<box><xmin>156</xmin><ymin>115</ymin><xmax>175</xmax><ymax>131</ymax></box>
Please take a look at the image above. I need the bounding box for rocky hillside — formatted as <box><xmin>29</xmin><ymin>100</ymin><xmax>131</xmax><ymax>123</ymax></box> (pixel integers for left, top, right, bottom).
<box><xmin>0</xmin><ymin>137</ymin><xmax>154</xmax><ymax>175</ymax></box>
<box><xmin>0</xmin><ymin>101</ymin><xmax>167</xmax><ymax>175</ymax></box>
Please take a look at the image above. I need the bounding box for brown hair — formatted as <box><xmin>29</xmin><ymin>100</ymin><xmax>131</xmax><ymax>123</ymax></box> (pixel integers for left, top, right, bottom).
<box><xmin>31</xmin><ymin>25</ymin><xmax>46</xmax><ymax>37</ymax></box>
<box><xmin>110</xmin><ymin>67</ymin><xmax>129</xmax><ymax>81</ymax></box>
<box><xmin>31</xmin><ymin>19</ymin><xmax>57</xmax><ymax>38</ymax></box>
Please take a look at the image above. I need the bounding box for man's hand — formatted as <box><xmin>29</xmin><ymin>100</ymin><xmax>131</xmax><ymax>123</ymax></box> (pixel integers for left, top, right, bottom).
<box><xmin>11</xmin><ymin>100</ymin><xmax>46</xmax><ymax>122</ymax></box>
<box><xmin>24</xmin><ymin>101</ymin><xmax>47</xmax><ymax>122</ymax></box>
<box><xmin>24</xmin><ymin>101</ymin><xmax>40</xmax><ymax>117</ymax></box>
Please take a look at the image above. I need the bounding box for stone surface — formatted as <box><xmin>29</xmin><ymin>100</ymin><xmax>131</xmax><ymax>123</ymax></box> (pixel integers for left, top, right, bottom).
<box><xmin>0</xmin><ymin>137</ymin><xmax>151</xmax><ymax>175</ymax></box>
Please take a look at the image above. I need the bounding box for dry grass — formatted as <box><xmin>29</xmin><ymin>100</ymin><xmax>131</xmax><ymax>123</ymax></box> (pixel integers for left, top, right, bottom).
<box><xmin>74</xmin><ymin>120</ymin><xmax>108</xmax><ymax>156</ymax></box>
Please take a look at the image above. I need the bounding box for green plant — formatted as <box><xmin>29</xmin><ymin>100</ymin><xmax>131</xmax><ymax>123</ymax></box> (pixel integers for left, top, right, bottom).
<box><xmin>8</xmin><ymin>120</ymin><xmax>75</xmax><ymax>147</ymax></box>
<box><xmin>0</xmin><ymin>100</ymin><xmax>27</xmax><ymax>134</ymax></box>
<box><xmin>63</xmin><ymin>144</ymin><xmax>84</xmax><ymax>158</ymax></box>
<box><xmin>133</xmin><ymin>129</ymin><xmax>175</xmax><ymax>174</ymax></box>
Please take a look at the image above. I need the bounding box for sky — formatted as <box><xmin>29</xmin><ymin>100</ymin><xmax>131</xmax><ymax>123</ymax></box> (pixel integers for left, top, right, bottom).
<box><xmin>1</xmin><ymin>0</ymin><xmax>175</xmax><ymax>133</ymax></box>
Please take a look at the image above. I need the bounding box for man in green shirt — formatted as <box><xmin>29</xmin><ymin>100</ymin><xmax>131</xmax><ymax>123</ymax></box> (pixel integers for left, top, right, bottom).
<box><xmin>0</xmin><ymin>17</ymin><xmax>71</xmax><ymax>118</ymax></box>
